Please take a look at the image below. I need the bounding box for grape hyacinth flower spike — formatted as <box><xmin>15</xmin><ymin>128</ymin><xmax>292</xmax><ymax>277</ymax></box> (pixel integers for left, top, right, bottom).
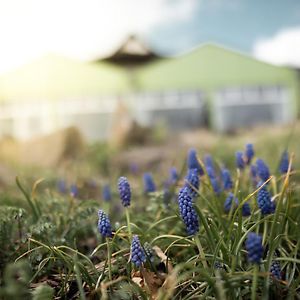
<box><xmin>102</xmin><ymin>184</ymin><xmax>112</xmax><ymax>202</ymax></box>
<box><xmin>169</xmin><ymin>167</ymin><xmax>178</xmax><ymax>184</ymax></box>
<box><xmin>70</xmin><ymin>184</ymin><xmax>78</xmax><ymax>198</ymax></box>
<box><xmin>143</xmin><ymin>172</ymin><xmax>156</xmax><ymax>193</ymax></box>
<box><xmin>221</xmin><ymin>168</ymin><xmax>233</xmax><ymax>190</ymax></box>
<box><xmin>245</xmin><ymin>232</ymin><xmax>263</xmax><ymax>264</ymax></box>
<box><xmin>97</xmin><ymin>210</ymin><xmax>113</xmax><ymax>238</ymax></box>
<box><xmin>279</xmin><ymin>150</ymin><xmax>290</xmax><ymax>174</ymax></box>
<box><xmin>256</xmin><ymin>158</ymin><xmax>270</xmax><ymax>182</ymax></box>
<box><xmin>178</xmin><ymin>186</ymin><xmax>199</xmax><ymax>235</ymax></box>
<box><xmin>250</xmin><ymin>164</ymin><xmax>258</xmax><ymax>186</ymax></box>
<box><xmin>118</xmin><ymin>176</ymin><xmax>131</xmax><ymax>207</ymax></box>
<box><xmin>224</xmin><ymin>193</ymin><xmax>251</xmax><ymax>217</ymax></box>
<box><xmin>245</xmin><ymin>143</ymin><xmax>254</xmax><ymax>165</ymax></box>
<box><xmin>131</xmin><ymin>235</ymin><xmax>146</xmax><ymax>268</ymax></box>
<box><xmin>257</xmin><ymin>181</ymin><xmax>275</xmax><ymax>215</ymax></box>
<box><xmin>187</xmin><ymin>148</ymin><xmax>204</xmax><ymax>176</ymax></box>
<box><xmin>185</xmin><ymin>168</ymin><xmax>200</xmax><ymax>197</ymax></box>
<box><xmin>236</xmin><ymin>151</ymin><xmax>245</xmax><ymax>170</ymax></box>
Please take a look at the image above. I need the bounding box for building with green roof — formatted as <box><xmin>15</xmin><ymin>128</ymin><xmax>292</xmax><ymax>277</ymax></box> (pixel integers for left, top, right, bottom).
<box><xmin>0</xmin><ymin>38</ymin><xmax>298</xmax><ymax>140</ymax></box>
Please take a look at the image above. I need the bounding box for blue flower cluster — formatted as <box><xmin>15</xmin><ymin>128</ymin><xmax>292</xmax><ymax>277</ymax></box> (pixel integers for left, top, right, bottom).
<box><xmin>102</xmin><ymin>184</ymin><xmax>112</xmax><ymax>202</ymax></box>
<box><xmin>257</xmin><ymin>182</ymin><xmax>275</xmax><ymax>215</ymax></box>
<box><xmin>256</xmin><ymin>159</ymin><xmax>270</xmax><ymax>182</ymax></box>
<box><xmin>187</xmin><ymin>148</ymin><xmax>204</xmax><ymax>176</ymax></box>
<box><xmin>97</xmin><ymin>210</ymin><xmax>113</xmax><ymax>238</ymax></box>
<box><xmin>185</xmin><ymin>168</ymin><xmax>199</xmax><ymax>197</ymax></box>
<box><xmin>118</xmin><ymin>176</ymin><xmax>131</xmax><ymax>207</ymax></box>
<box><xmin>245</xmin><ymin>232</ymin><xmax>264</xmax><ymax>264</ymax></box>
<box><xmin>178</xmin><ymin>186</ymin><xmax>199</xmax><ymax>235</ymax></box>
<box><xmin>169</xmin><ymin>167</ymin><xmax>178</xmax><ymax>184</ymax></box>
<box><xmin>279</xmin><ymin>150</ymin><xmax>290</xmax><ymax>174</ymax></box>
<box><xmin>143</xmin><ymin>242</ymin><xmax>155</xmax><ymax>262</ymax></box>
<box><xmin>270</xmin><ymin>260</ymin><xmax>281</xmax><ymax>280</ymax></box>
<box><xmin>245</xmin><ymin>143</ymin><xmax>254</xmax><ymax>165</ymax></box>
<box><xmin>131</xmin><ymin>235</ymin><xmax>146</xmax><ymax>267</ymax></box>
<box><xmin>235</xmin><ymin>151</ymin><xmax>245</xmax><ymax>170</ymax></box>
<box><xmin>143</xmin><ymin>172</ymin><xmax>156</xmax><ymax>193</ymax></box>
<box><xmin>224</xmin><ymin>193</ymin><xmax>251</xmax><ymax>216</ymax></box>
<box><xmin>221</xmin><ymin>168</ymin><xmax>233</xmax><ymax>190</ymax></box>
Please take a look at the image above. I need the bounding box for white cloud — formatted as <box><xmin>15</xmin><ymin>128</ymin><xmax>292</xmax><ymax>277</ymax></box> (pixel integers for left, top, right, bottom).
<box><xmin>253</xmin><ymin>27</ymin><xmax>300</xmax><ymax>67</ymax></box>
<box><xmin>0</xmin><ymin>0</ymin><xmax>197</xmax><ymax>73</ymax></box>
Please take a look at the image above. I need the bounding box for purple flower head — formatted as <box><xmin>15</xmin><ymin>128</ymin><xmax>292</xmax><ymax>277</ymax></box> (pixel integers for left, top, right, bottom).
<box><xmin>250</xmin><ymin>164</ymin><xmax>258</xmax><ymax>186</ymax></box>
<box><xmin>143</xmin><ymin>172</ymin><xmax>156</xmax><ymax>193</ymax></box>
<box><xmin>236</xmin><ymin>151</ymin><xmax>245</xmax><ymax>170</ymax></box>
<box><xmin>256</xmin><ymin>159</ymin><xmax>270</xmax><ymax>182</ymax></box>
<box><xmin>224</xmin><ymin>193</ymin><xmax>251</xmax><ymax>216</ymax></box>
<box><xmin>118</xmin><ymin>176</ymin><xmax>131</xmax><ymax>207</ymax></box>
<box><xmin>204</xmin><ymin>154</ymin><xmax>214</xmax><ymax>170</ymax></box>
<box><xmin>245</xmin><ymin>232</ymin><xmax>264</xmax><ymax>264</ymax></box>
<box><xmin>257</xmin><ymin>181</ymin><xmax>275</xmax><ymax>215</ymax></box>
<box><xmin>210</xmin><ymin>175</ymin><xmax>221</xmax><ymax>195</ymax></box>
<box><xmin>178</xmin><ymin>187</ymin><xmax>199</xmax><ymax>235</ymax></box>
<box><xmin>102</xmin><ymin>184</ymin><xmax>112</xmax><ymax>202</ymax></box>
<box><xmin>131</xmin><ymin>235</ymin><xmax>146</xmax><ymax>267</ymax></box>
<box><xmin>57</xmin><ymin>179</ymin><xmax>67</xmax><ymax>194</ymax></box>
<box><xmin>184</xmin><ymin>168</ymin><xmax>199</xmax><ymax>198</ymax></box>
<box><xmin>245</xmin><ymin>143</ymin><xmax>254</xmax><ymax>165</ymax></box>
<box><xmin>169</xmin><ymin>167</ymin><xmax>178</xmax><ymax>184</ymax></box>
<box><xmin>187</xmin><ymin>148</ymin><xmax>204</xmax><ymax>176</ymax></box>
<box><xmin>221</xmin><ymin>168</ymin><xmax>233</xmax><ymax>190</ymax></box>
<box><xmin>97</xmin><ymin>210</ymin><xmax>113</xmax><ymax>238</ymax></box>
<box><xmin>70</xmin><ymin>184</ymin><xmax>78</xmax><ymax>198</ymax></box>
<box><xmin>279</xmin><ymin>150</ymin><xmax>290</xmax><ymax>174</ymax></box>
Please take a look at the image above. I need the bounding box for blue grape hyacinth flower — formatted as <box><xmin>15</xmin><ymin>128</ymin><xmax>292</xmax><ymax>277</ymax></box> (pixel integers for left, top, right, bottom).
<box><xmin>187</xmin><ymin>148</ymin><xmax>204</xmax><ymax>176</ymax></box>
<box><xmin>131</xmin><ymin>235</ymin><xmax>146</xmax><ymax>267</ymax></box>
<box><xmin>245</xmin><ymin>232</ymin><xmax>264</xmax><ymax>264</ymax></box>
<box><xmin>118</xmin><ymin>177</ymin><xmax>131</xmax><ymax>207</ymax></box>
<box><xmin>178</xmin><ymin>186</ymin><xmax>199</xmax><ymax>235</ymax></box>
<box><xmin>270</xmin><ymin>260</ymin><xmax>281</xmax><ymax>280</ymax></box>
<box><xmin>97</xmin><ymin>210</ymin><xmax>113</xmax><ymax>238</ymax></box>
<box><xmin>169</xmin><ymin>167</ymin><xmax>178</xmax><ymax>184</ymax></box>
<box><xmin>250</xmin><ymin>164</ymin><xmax>258</xmax><ymax>186</ymax></box>
<box><xmin>143</xmin><ymin>173</ymin><xmax>156</xmax><ymax>193</ymax></box>
<box><xmin>70</xmin><ymin>184</ymin><xmax>78</xmax><ymax>198</ymax></box>
<box><xmin>102</xmin><ymin>184</ymin><xmax>112</xmax><ymax>202</ymax></box>
<box><xmin>221</xmin><ymin>168</ymin><xmax>233</xmax><ymax>190</ymax></box>
<box><xmin>245</xmin><ymin>143</ymin><xmax>254</xmax><ymax>165</ymax></box>
<box><xmin>224</xmin><ymin>193</ymin><xmax>251</xmax><ymax>216</ymax></box>
<box><xmin>236</xmin><ymin>151</ymin><xmax>245</xmax><ymax>170</ymax></box>
<box><xmin>57</xmin><ymin>179</ymin><xmax>67</xmax><ymax>194</ymax></box>
<box><xmin>256</xmin><ymin>159</ymin><xmax>270</xmax><ymax>182</ymax></box>
<box><xmin>185</xmin><ymin>168</ymin><xmax>199</xmax><ymax>197</ymax></box>
<box><xmin>279</xmin><ymin>150</ymin><xmax>290</xmax><ymax>174</ymax></box>
<box><xmin>204</xmin><ymin>154</ymin><xmax>214</xmax><ymax>170</ymax></box>
<box><xmin>257</xmin><ymin>182</ymin><xmax>275</xmax><ymax>215</ymax></box>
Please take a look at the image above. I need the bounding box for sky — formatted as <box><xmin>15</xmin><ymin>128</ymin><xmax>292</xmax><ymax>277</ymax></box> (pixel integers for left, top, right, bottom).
<box><xmin>0</xmin><ymin>0</ymin><xmax>300</xmax><ymax>74</ymax></box>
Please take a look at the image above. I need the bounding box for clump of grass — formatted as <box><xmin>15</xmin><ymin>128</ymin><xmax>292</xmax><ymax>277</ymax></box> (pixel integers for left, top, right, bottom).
<box><xmin>0</xmin><ymin>143</ymin><xmax>299</xmax><ymax>299</ymax></box>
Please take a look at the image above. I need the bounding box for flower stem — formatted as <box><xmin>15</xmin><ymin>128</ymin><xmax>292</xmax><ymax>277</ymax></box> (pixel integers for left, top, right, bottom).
<box><xmin>106</xmin><ymin>238</ymin><xmax>112</xmax><ymax>282</ymax></box>
<box><xmin>125</xmin><ymin>207</ymin><xmax>132</xmax><ymax>240</ymax></box>
<box><xmin>251</xmin><ymin>264</ymin><xmax>258</xmax><ymax>300</ymax></box>
<box><xmin>195</xmin><ymin>235</ymin><xmax>208</xmax><ymax>268</ymax></box>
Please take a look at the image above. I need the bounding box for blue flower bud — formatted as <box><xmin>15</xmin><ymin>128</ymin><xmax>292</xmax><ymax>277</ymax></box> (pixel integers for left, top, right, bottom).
<box><xmin>118</xmin><ymin>177</ymin><xmax>131</xmax><ymax>207</ymax></box>
<box><xmin>178</xmin><ymin>187</ymin><xmax>199</xmax><ymax>235</ymax></box>
<box><xmin>97</xmin><ymin>210</ymin><xmax>113</xmax><ymax>238</ymax></box>
<box><xmin>143</xmin><ymin>173</ymin><xmax>156</xmax><ymax>193</ymax></box>
<box><xmin>221</xmin><ymin>168</ymin><xmax>233</xmax><ymax>190</ymax></box>
<box><xmin>256</xmin><ymin>159</ymin><xmax>270</xmax><ymax>182</ymax></box>
<box><xmin>187</xmin><ymin>149</ymin><xmax>204</xmax><ymax>176</ymax></box>
<box><xmin>257</xmin><ymin>182</ymin><xmax>275</xmax><ymax>215</ymax></box>
<box><xmin>131</xmin><ymin>235</ymin><xmax>146</xmax><ymax>267</ymax></box>
<box><xmin>245</xmin><ymin>232</ymin><xmax>263</xmax><ymax>264</ymax></box>
<box><xmin>236</xmin><ymin>151</ymin><xmax>245</xmax><ymax>170</ymax></box>
<box><xmin>185</xmin><ymin>168</ymin><xmax>199</xmax><ymax>197</ymax></box>
<box><xmin>102</xmin><ymin>184</ymin><xmax>112</xmax><ymax>202</ymax></box>
<box><xmin>245</xmin><ymin>143</ymin><xmax>254</xmax><ymax>165</ymax></box>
